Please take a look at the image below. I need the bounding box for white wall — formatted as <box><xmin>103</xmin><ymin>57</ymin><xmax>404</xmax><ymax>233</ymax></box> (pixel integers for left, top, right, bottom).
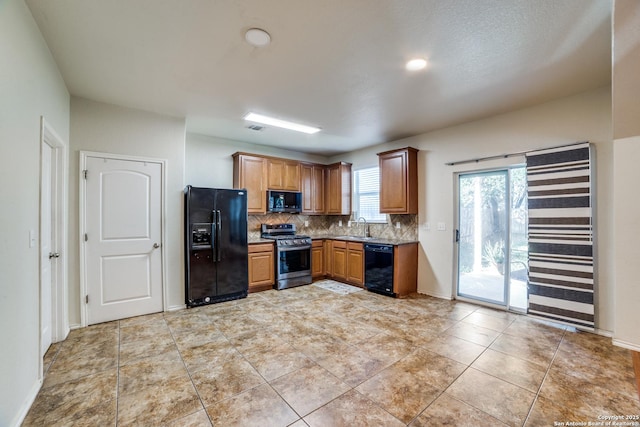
<box><xmin>69</xmin><ymin>97</ymin><xmax>186</xmax><ymax>323</ymax></box>
<box><xmin>334</xmin><ymin>87</ymin><xmax>615</xmax><ymax>333</ymax></box>
<box><xmin>612</xmin><ymin>0</ymin><xmax>640</xmax><ymax>350</ymax></box>
<box><xmin>612</xmin><ymin>0</ymin><xmax>640</xmax><ymax>140</ymax></box>
<box><xmin>186</xmin><ymin>133</ymin><xmax>329</xmax><ymax>188</ymax></box>
<box><xmin>0</xmin><ymin>0</ymin><xmax>70</xmax><ymax>425</ymax></box>
<box><xmin>612</xmin><ymin>136</ymin><xmax>640</xmax><ymax>350</ymax></box>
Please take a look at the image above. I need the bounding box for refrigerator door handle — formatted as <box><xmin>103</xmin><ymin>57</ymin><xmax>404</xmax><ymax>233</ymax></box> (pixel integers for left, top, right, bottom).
<box><xmin>216</xmin><ymin>210</ymin><xmax>222</xmax><ymax>262</ymax></box>
<box><xmin>211</xmin><ymin>210</ymin><xmax>217</xmax><ymax>263</ymax></box>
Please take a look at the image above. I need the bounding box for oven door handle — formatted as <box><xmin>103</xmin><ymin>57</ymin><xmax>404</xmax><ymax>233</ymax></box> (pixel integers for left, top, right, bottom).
<box><xmin>277</xmin><ymin>245</ymin><xmax>311</xmax><ymax>252</ymax></box>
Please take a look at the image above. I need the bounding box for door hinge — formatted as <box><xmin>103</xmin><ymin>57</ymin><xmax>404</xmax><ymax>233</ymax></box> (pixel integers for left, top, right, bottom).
<box><xmin>84</xmin><ymin>233</ymin><xmax>88</xmax><ymax>242</ymax></box>
<box><xmin>85</xmin><ymin>295</ymin><xmax>89</xmax><ymax>304</ymax></box>
<box><xmin>83</xmin><ymin>170</ymin><xmax>88</xmax><ymax>179</ymax></box>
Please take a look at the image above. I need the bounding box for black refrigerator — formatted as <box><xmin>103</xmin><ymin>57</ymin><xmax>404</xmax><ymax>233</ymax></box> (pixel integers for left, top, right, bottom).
<box><xmin>184</xmin><ymin>186</ymin><xmax>248</xmax><ymax>307</ymax></box>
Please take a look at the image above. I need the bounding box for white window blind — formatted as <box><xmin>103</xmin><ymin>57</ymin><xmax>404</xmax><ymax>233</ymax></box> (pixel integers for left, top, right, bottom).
<box><xmin>353</xmin><ymin>167</ymin><xmax>386</xmax><ymax>222</ymax></box>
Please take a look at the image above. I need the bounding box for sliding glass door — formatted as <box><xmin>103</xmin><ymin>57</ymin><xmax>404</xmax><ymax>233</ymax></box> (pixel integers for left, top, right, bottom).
<box><xmin>456</xmin><ymin>167</ymin><xmax>528</xmax><ymax>310</ymax></box>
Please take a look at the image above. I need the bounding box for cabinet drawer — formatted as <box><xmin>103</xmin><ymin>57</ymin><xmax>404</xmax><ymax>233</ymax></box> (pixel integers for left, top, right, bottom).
<box><xmin>332</xmin><ymin>240</ymin><xmax>347</xmax><ymax>249</ymax></box>
<box><xmin>249</xmin><ymin>243</ymin><xmax>274</xmax><ymax>253</ymax></box>
<box><xmin>347</xmin><ymin>242</ymin><xmax>363</xmax><ymax>251</ymax></box>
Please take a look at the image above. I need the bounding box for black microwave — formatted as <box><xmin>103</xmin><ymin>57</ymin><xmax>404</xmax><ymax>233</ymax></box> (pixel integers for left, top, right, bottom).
<box><xmin>267</xmin><ymin>190</ymin><xmax>302</xmax><ymax>213</ymax></box>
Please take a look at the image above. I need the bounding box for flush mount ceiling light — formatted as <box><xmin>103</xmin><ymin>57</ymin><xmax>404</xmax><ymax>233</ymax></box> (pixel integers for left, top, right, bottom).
<box><xmin>245</xmin><ymin>28</ymin><xmax>271</xmax><ymax>47</ymax></box>
<box><xmin>244</xmin><ymin>112</ymin><xmax>321</xmax><ymax>134</ymax></box>
<box><xmin>406</xmin><ymin>58</ymin><xmax>428</xmax><ymax>71</ymax></box>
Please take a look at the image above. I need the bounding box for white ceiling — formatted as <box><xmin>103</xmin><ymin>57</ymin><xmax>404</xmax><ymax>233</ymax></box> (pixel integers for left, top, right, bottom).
<box><xmin>26</xmin><ymin>0</ymin><xmax>612</xmax><ymax>156</ymax></box>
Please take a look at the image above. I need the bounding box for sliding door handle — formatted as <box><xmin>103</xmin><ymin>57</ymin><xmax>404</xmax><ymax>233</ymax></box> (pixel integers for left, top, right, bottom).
<box><xmin>455</xmin><ymin>229</ymin><xmax>460</xmax><ymax>243</ymax></box>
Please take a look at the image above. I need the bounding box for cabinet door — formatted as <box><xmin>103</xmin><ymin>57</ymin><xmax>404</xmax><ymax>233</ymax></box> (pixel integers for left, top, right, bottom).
<box><xmin>302</xmin><ymin>163</ymin><xmax>325</xmax><ymax>214</ymax></box>
<box><xmin>234</xmin><ymin>155</ymin><xmax>267</xmax><ymax>214</ymax></box>
<box><xmin>331</xmin><ymin>241</ymin><xmax>347</xmax><ymax>281</ymax></box>
<box><xmin>283</xmin><ymin>161</ymin><xmax>300</xmax><ymax>191</ymax></box>
<box><xmin>248</xmin><ymin>250</ymin><xmax>274</xmax><ymax>291</ymax></box>
<box><xmin>379</xmin><ymin>150</ymin><xmax>408</xmax><ymax>213</ymax></box>
<box><xmin>325</xmin><ymin>163</ymin><xmax>351</xmax><ymax>215</ymax></box>
<box><xmin>268</xmin><ymin>159</ymin><xmax>285</xmax><ymax>189</ymax></box>
<box><xmin>379</xmin><ymin>147</ymin><xmax>418</xmax><ymax>214</ymax></box>
<box><xmin>268</xmin><ymin>159</ymin><xmax>300</xmax><ymax>191</ymax></box>
<box><xmin>312</xmin><ymin>165</ymin><xmax>325</xmax><ymax>213</ymax></box>
<box><xmin>311</xmin><ymin>243</ymin><xmax>324</xmax><ymax>279</ymax></box>
<box><xmin>326</xmin><ymin>165</ymin><xmax>341</xmax><ymax>214</ymax></box>
<box><xmin>346</xmin><ymin>243</ymin><xmax>364</xmax><ymax>286</ymax></box>
<box><xmin>323</xmin><ymin>239</ymin><xmax>333</xmax><ymax>277</ymax></box>
<box><xmin>301</xmin><ymin>163</ymin><xmax>314</xmax><ymax>213</ymax></box>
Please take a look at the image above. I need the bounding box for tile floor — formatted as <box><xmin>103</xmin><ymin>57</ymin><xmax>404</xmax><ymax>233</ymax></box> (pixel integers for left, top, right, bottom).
<box><xmin>24</xmin><ymin>281</ymin><xmax>640</xmax><ymax>426</ymax></box>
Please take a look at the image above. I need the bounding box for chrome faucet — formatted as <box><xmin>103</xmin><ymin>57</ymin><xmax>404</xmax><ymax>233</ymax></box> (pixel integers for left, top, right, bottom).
<box><xmin>357</xmin><ymin>217</ymin><xmax>368</xmax><ymax>237</ymax></box>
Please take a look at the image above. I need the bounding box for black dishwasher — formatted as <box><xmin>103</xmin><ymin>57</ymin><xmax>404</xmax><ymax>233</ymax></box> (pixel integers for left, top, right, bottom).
<box><xmin>364</xmin><ymin>244</ymin><xmax>395</xmax><ymax>296</ymax></box>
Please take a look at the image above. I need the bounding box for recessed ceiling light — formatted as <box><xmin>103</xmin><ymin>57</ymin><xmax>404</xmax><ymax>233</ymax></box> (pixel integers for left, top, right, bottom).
<box><xmin>406</xmin><ymin>58</ymin><xmax>427</xmax><ymax>71</ymax></box>
<box><xmin>245</xmin><ymin>28</ymin><xmax>271</xmax><ymax>47</ymax></box>
<box><xmin>244</xmin><ymin>112</ymin><xmax>321</xmax><ymax>134</ymax></box>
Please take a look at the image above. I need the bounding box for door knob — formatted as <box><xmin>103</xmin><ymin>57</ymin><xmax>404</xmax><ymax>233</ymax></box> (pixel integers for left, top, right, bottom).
<box><xmin>153</xmin><ymin>243</ymin><xmax>160</xmax><ymax>249</ymax></box>
<box><xmin>49</xmin><ymin>252</ymin><xmax>60</xmax><ymax>259</ymax></box>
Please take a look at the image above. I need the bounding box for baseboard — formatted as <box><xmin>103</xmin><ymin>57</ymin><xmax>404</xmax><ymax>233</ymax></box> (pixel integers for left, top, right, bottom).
<box><xmin>416</xmin><ymin>290</ymin><xmax>453</xmax><ymax>301</ymax></box>
<box><xmin>69</xmin><ymin>322</ymin><xmax>82</xmax><ymax>330</ymax></box>
<box><xmin>612</xmin><ymin>338</ymin><xmax>640</xmax><ymax>352</ymax></box>
<box><xmin>594</xmin><ymin>328</ymin><xmax>613</xmax><ymax>338</ymax></box>
<box><xmin>166</xmin><ymin>304</ymin><xmax>186</xmax><ymax>312</ymax></box>
<box><xmin>10</xmin><ymin>378</ymin><xmax>42</xmax><ymax>427</ymax></box>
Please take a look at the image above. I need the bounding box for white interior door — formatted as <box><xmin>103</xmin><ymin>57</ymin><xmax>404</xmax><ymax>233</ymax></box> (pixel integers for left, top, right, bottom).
<box><xmin>40</xmin><ymin>142</ymin><xmax>53</xmax><ymax>355</ymax></box>
<box><xmin>84</xmin><ymin>155</ymin><xmax>163</xmax><ymax>324</ymax></box>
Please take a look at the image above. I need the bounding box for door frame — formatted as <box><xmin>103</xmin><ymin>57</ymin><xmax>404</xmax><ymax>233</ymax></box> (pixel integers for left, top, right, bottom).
<box><xmin>39</xmin><ymin>117</ymin><xmax>69</xmax><ymax>379</ymax></box>
<box><xmin>79</xmin><ymin>151</ymin><xmax>167</xmax><ymax>327</ymax></box>
<box><xmin>453</xmin><ymin>163</ymin><xmax>526</xmax><ymax>313</ymax></box>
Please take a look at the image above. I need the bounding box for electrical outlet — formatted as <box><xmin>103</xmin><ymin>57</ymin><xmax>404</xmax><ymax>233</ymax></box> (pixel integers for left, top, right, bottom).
<box><xmin>347</xmin><ymin>221</ymin><xmax>351</xmax><ymax>227</ymax></box>
<box><xmin>396</xmin><ymin>222</ymin><xmax>401</xmax><ymax>229</ymax></box>
<box><xmin>338</xmin><ymin>220</ymin><xmax>342</xmax><ymax>227</ymax></box>
<box><xmin>304</xmin><ymin>220</ymin><xmax>309</xmax><ymax>227</ymax></box>
<box><xmin>425</xmin><ymin>222</ymin><xmax>431</xmax><ymax>230</ymax></box>
<box><xmin>437</xmin><ymin>222</ymin><xmax>446</xmax><ymax>231</ymax></box>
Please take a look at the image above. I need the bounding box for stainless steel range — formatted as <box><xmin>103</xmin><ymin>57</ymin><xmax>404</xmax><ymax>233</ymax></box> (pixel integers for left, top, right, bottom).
<box><xmin>261</xmin><ymin>223</ymin><xmax>312</xmax><ymax>290</ymax></box>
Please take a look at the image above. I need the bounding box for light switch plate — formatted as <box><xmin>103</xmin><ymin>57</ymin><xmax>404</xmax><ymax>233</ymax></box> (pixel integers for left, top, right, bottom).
<box><xmin>437</xmin><ymin>222</ymin><xmax>446</xmax><ymax>231</ymax></box>
<box><xmin>338</xmin><ymin>220</ymin><xmax>342</xmax><ymax>227</ymax></box>
<box><xmin>304</xmin><ymin>220</ymin><xmax>309</xmax><ymax>227</ymax></box>
<box><xmin>396</xmin><ymin>222</ymin><xmax>401</xmax><ymax>229</ymax></box>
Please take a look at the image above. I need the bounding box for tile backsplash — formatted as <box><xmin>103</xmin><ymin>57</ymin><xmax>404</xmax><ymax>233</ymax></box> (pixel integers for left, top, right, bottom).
<box><xmin>248</xmin><ymin>213</ymin><xmax>418</xmax><ymax>241</ymax></box>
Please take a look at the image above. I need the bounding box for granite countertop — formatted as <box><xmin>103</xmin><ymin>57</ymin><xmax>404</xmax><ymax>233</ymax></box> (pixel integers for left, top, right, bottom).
<box><xmin>310</xmin><ymin>234</ymin><xmax>418</xmax><ymax>246</ymax></box>
<box><xmin>249</xmin><ymin>235</ymin><xmax>417</xmax><ymax>245</ymax></box>
<box><xmin>248</xmin><ymin>237</ymin><xmax>275</xmax><ymax>244</ymax></box>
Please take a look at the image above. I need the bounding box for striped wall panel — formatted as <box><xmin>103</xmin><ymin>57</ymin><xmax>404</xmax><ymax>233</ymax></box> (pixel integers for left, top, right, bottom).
<box><xmin>526</xmin><ymin>142</ymin><xmax>594</xmax><ymax>330</ymax></box>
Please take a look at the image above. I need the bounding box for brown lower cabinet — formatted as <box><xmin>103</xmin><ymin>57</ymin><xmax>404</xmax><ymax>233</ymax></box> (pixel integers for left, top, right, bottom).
<box><xmin>311</xmin><ymin>240</ymin><xmax>324</xmax><ymax>279</ymax></box>
<box><xmin>248</xmin><ymin>242</ymin><xmax>274</xmax><ymax>293</ymax></box>
<box><xmin>346</xmin><ymin>242</ymin><xmax>364</xmax><ymax>287</ymax></box>
<box><xmin>322</xmin><ymin>240</ymin><xmax>363</xmax><ymax>287</ymax></box>
<box><xmin>254</xmin><ymin>238</ymin><xmax>415</xmax><ymax>297</ymax></box>
<box><xmin>330</xmin><ymin>240</ymin><xmax>348</xmax><ymax>282</ymax></box>
<box><xmin>393</xmin><ymin>243</ymin><xmax>418</xmax><ymax>296</ymax></box>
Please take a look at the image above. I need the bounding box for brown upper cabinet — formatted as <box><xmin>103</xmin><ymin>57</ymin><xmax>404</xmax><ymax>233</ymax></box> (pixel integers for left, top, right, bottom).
<box><xmin>378</xmin><ymin>147</ymin><xmax>419</xmax><ymax>214</ymax></box>
<box><xmin>267</xmin><ymin>158</ymin><xmax>300</xmax><ymax>191</ymax></box>
<box><xmin>233</xmin><ymin>152</ymin><xmax>352</xmax><ymax>215</ymax></box>
<box><xmin>325</xmin><ymin>162</ymin><xmax>352</xmax><ymax>215</ymax></box>
<box><xmin>300</xmin><ymin>162</ymin><xmax>325</xmax><ymax>214</ymax></box>
<box><xmin>232</xmin><ymin>153</ymin><xmax>268</xmax><ymax>214</ymax></box>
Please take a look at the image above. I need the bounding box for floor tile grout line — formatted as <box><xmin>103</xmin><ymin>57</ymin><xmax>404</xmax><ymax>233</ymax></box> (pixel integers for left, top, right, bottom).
<box><xmin>163</xmin><ymin>311</ymin><xmax>215</xmax><ymax>426</ymax></box>
<box><xmin>521</xmin><ymin>326</ymin><xmax>568</xmax><ymax>426</ymax></box>
<box><xmin>430</xmin><ymin>321</ymin><xmax>555</xmax><ymax>426</ymax></box>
